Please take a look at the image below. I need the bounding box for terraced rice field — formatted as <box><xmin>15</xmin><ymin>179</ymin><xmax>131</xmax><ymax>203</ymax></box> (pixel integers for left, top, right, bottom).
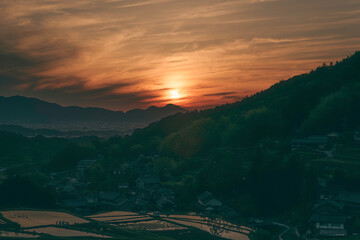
<box><xmin>113</xmin><ymin>220</ymin><xmax>186</xmax><ymax>231</ymax></box>
<box><xmin>89</xmin><ymin>211</ymin><xmax>188</xmax><ymax>231</ymax></box>
<box><xmin>32</xmin><ymin>226</ymin><xmax>111</xmax><ymax>238</ymax></box>
<box><xmin>88</xmin><ymin>212</ymin><xmax>151</xmax><ymax>223</ymax></box>
<box><xmin>1</xmin><ymin>210</ymin><xmax>88</xmax><ymax>228</ymax></box>
<box><xmin>0</xmin><ymin>230</ymin><xmax>40</xmax><ymax>238</ymax></box>
<box><xmin>88</xmin><ymin>211</ymin><xmax>139</xmax><ymax>217</ymax></box>
<box><xmin>88</xmin><ymin>211</ymin><xmax>179</xmax><ymax>230</ymax></box>
<box><xmin>90</xmin><ymin>211</ymin><xmax>250</xmax><ymax>240</ymax></box>
<box><xmin>163</xmin><ymin>215</ymin><xmax>250</xmax><ymax>240</ymax></box>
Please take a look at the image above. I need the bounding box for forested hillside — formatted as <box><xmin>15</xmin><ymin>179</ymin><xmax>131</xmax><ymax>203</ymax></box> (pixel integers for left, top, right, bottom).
<box><xmin>112</xmin><ymin>51</ymin><xmax>360</xmax><ymax>217</ymax></box>
<box><xmin>130</xmin><ymin>51</ymin><xmax>360</xmax><ymax>155</ymax></box>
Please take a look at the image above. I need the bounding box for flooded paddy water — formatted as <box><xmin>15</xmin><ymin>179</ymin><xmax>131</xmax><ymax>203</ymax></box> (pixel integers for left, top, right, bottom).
<box><xmin>89</xmin><ymin>211</ymin><xmax>251</xmax><ymax>240</ymax></box>
<box><xmin>31</xmin><ymin>226</ymin><xmax>112</xmax><ymax>238</ymax></box>
<box><xmin>1</xmin><ymin>210</ymin><xmax>88</xmax><ymax>228</ymax></box>
<box><xmin>162</xmin><ymin>215</ymin><xmax>250</xmax><ymax>240</ymax></box>
<box><xmin>0</xmin><ymin>210</ymin><xmax>251</xmax><ymax>239</ymax></box>
<box><xmin>0</xmin><ymin>230</ymin><xmax>40</xmax><ymax>238</ymax></box>
<box><xmin>0</xmin><ymin>210</ymin><xmax>111</xmax><ymax>238</ymax></box>
<box><xmin>112</xmin><ymin>220</ymin><xmax>186</xmax><ymax>231</ymax></box>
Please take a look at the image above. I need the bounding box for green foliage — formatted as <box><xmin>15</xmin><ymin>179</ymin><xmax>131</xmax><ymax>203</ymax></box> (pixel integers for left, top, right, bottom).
<box><xmin>48</xmin><ymin>143</ymin><xmax>97</xmax><ymax>171</ymax></box>
<box><xmin>249</xmin><ymin>229</ymin><xmax>275</xmax><ymax>240</ymax></box>
<box><xmin>0</xmin><ymin>175</ymin><xmax>55</xmax><ymax>208</ymax></box>
<box><xmin>232</xmin><ymin>194</ymin><xmax>258</xmax><ymax>216</ymax></box>
<box><xmin>351</xmin><ymin>216</ymin><xmax>360</xmax><ymax>232</ymax></box>
<box><xmin>249</xmin><ymin>153</ymin><xmax>305</xmax><ymax>215</ymax></box>
<box><xmin>85</xmin><ymin>162</ymin><xmax>106</xmax><ymax>188</ymax></box>
<box><xmin>159</xmin><ymin>118</ymin><xmax>220</xmax><ymax>157</ymax></box>
<box><xmin>225</xmin><ymin>106</ymin><xmax>285</xmax><ymax>145</ymax></box>
<box><xmin>154</xmin><ymin>157</ymin><xmax>178</xmax><ymax>180</ymax></box>
<box><xmin>0</xmin><ymin>132</ymin><xmax>67</xmax><ymax>166</ymax></box>
<box><xmin>302</xmin><ymin>83</ymin><xmax>360</xmax><ymax>133</ymax></box>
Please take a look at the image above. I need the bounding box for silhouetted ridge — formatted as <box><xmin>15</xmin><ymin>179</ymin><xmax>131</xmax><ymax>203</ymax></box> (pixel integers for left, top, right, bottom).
<box><xmin>0</xmin><ymin>96</ymin><xmax>186</xmax><ymax>125</ymax></box>
<box><xmin>133</xmin><ymin>51</ymin><xmax>360</xmax><ymax>148</ymax></box>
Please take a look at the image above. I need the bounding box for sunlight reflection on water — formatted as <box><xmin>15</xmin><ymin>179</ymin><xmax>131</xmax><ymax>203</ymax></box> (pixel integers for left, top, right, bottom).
<box><xmin>89</xmin><ymin>211</ymin><xmax>250</xmax><ymax>240</ymax></box>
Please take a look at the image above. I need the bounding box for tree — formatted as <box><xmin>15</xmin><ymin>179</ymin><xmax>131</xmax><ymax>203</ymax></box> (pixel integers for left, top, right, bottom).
<box><xmin>249</xmin><ymin>229</ymin><xmax>275</xmax><ymax>240</ymax></box>
<box><xmin>0</xmin><ymin>176</ymin><xmax>55</xmax><ymax>208</ymax></box>
<box><xmin>48</xmin><ymin>143</ymin><xmax>97</xmax><ymax>171</ymax></box>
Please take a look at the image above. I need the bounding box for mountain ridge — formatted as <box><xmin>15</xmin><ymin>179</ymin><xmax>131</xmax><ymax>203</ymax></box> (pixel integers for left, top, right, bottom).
<box><xmin>0</xmin><ymin>95</ymin><xmax>186</xmax><ymax>126</ymax></box>
<box><xmin>130</xmin><ymin>51</ymin><xmax>360</xmax><ymax>155</ymax></box>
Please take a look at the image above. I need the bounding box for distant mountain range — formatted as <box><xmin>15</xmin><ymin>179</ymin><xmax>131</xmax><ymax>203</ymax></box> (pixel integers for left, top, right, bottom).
<box><xmin>0</xmin><ymin>96</ymin><xmax>186</xmax><ymax>133</ymax></box>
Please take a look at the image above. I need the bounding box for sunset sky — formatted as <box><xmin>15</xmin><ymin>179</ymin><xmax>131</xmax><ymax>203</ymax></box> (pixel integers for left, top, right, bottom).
<box><xmin>0</xmin><ymin>0</ymin><xmax>360</xmax><ymax>110</ymax></box>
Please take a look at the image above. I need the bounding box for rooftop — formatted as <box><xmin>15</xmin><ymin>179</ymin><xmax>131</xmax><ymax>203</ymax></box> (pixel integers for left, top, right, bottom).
<box><xmin>309</xmin><ymin>214</ymin><xmax>347</xmax><ymax>223</ymax></box>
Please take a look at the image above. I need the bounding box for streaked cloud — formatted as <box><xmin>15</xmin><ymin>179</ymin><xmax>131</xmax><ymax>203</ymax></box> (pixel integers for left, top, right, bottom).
<box><xmin>0</xmin><ymin>0</ymin><xmax>359</xmax><ymax>110</ymax></box>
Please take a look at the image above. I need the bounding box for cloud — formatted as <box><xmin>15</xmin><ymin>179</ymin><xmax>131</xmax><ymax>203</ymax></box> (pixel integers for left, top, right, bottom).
<box><xmin>0</xmin><ymin>0</ymin><xmax>359</xmax><ymax>110</ymax></box>
<box><xmin>203</xmin><ymin>92</ymin><xmax>237</xmax><ymax>97</ymax></box>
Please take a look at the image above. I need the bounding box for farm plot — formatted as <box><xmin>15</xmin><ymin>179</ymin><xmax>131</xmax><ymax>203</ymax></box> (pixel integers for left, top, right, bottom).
<box><xmin>87</xmin><ymin>211</ymin><xmax>150</xmax><ymax>222</ymax></box>
<box><xmin>1</xmin><ymin>210</ymin><xmax>88</xmax><ymax>228</ymax></box>
<box><xmin>162</xmin><ymin>215</ymin><xmax>251</xmax><ymax>240</ymax></box>
<box><xmin>0</xmin><ymin>230</ymin><xmax>40</xmax><ymax>238</ymax></box>
<box><xmin>88</xmin><ymin>211</ymin><xmax>186</xmax><ymax>231</ymax></box>
<box><xmin>113</xmin><ymin>220</ymin><xmax>186</xmax><ymax>231</ymax></box>
<box><xmin>31</xmin><ymin>226</ymin><xmax>111</xmax><ymax>238</ymax></box>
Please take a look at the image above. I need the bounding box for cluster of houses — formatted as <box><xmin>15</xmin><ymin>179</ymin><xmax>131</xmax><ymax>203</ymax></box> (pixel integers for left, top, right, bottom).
<box><xmin>47</xmin><ymin>154</ymin><xmax>177</xmax><ymax>214</ymax></box>
<box><xmin>291</xmin><ymin>135</ymin><xmax>329</xmax><ymax>150</ymax></box>
<box><xmin>290</xmin><ymin>132</ymin><xmax>343</xmax><ymax>151</ymax></box>
<box><xmin>307</xmin><ymin>183</ymin><xmax>360</xmax><ymax>238</ymax></box>
<box><xmin>45</xmin><ymin>153</ymin><xmax>239</xmax><ymax>221</ymax></box>
<box><xmin>291</xmin><ymin>130</ymin><xmax>360</xmax><ymax>151</ymax></box>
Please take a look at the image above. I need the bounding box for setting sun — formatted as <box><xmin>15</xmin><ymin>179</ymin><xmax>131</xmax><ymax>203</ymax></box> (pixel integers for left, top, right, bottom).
<box><xmin>170</xmin><ymin>90</ymin><xmax>180</xmax><ymax>99</ymax></box>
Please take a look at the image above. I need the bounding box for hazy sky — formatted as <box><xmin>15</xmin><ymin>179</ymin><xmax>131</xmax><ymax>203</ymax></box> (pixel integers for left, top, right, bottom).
<box><xmin>0</xmin><ymin>0</ymin><xmax>359</xmax><ymax>110</ymax></box>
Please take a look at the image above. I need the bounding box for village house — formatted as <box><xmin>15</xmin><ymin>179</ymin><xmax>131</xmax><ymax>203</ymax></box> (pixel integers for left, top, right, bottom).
<box><xmin>156</xmin><ymin>196</ymin><xmax>176</xmax><ymax>210</ymax></box>
<box><xmin>135</xmin><ymin>175</ymin><xmax>161</xmax><ymax>190</ymax></box>
<box><xmin>218</xmin><ymin>205</ymin><xmax>239</xmax><ymax>219</ymax></box>
<box><xmin>319</xmin><ymin>187</ymin><xmax>339</xmax><ymax>200</ymax></box>
<box><xmin>335</xmin><ymin>191</ymin><xmax>360</xmax><ymax>215</ymax></box>
<box><xmin>291</xmin><ymin>135</ymin><xmax>328</xmax><ymax>150</ymax></box>
<box><xmin>60</xmin><ymin>182</ymin><xmax>78</xmax><ymax>195</ymax></box>
<box><xmin>197</xmin><ymin>191</ymin><xmax>223</xmax><ymax>209</ymax></box>
<box><xmin>99</xmin><ymin>191</ymin><xmax>130</xmax><ymax>209</ymax></box>
<box><xmin>308</xmin><ymin>199</ymin><xmax>348</xmax><ymax>237</ymax></box>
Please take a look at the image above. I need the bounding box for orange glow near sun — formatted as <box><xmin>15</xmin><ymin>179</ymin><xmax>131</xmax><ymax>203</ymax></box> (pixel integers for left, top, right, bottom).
<box><xmin>170</xmin><ymin>90</ymin><xmax>180</xmax><ymax>99</ymax></box>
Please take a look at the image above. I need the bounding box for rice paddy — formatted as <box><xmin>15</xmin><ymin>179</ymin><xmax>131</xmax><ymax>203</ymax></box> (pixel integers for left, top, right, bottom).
<box><xmin>0</xmin><ymin>230</ymin><xmax>40</xmax><ymax>238</ymax></box>
<box><xmin>31</xmin><ymin>226</ymin><xmax>112</xmax><ymax>238</ymax></box>
<box><xmin>1</xmin><ymin>210</ymin><xmax>88</xmax><ymax>228</ymax></box>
